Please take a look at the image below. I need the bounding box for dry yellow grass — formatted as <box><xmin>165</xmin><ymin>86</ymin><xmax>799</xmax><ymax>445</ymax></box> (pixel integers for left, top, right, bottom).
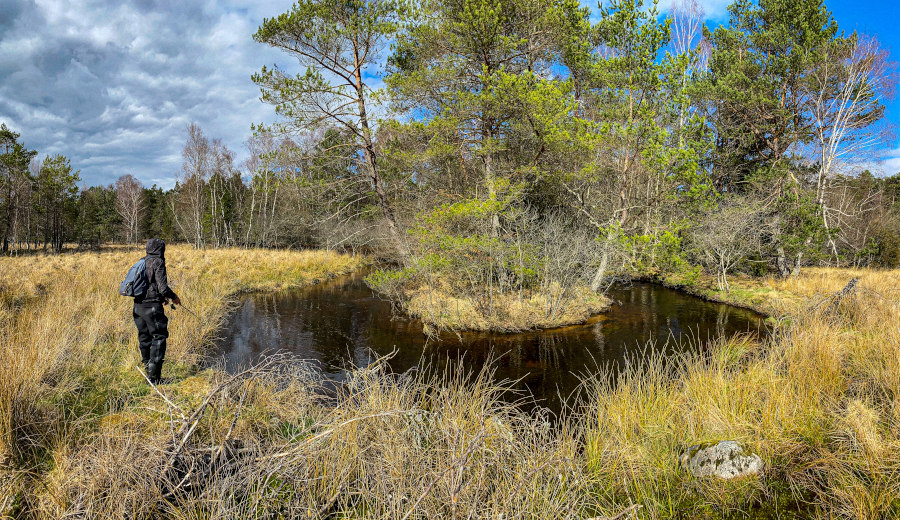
<box><xmin>405</xmin><ymin>284</ymin><xmax>611</xmax><ymax>333</ymax></box>
<box><xmin>691</xmin><ymin>267</ymin><xmax>900</xmax><ymax>317</ymax></box>
<box><xmin>0</xmin><ymin>245</ymin><xmax>364</xmax><ymax>465</ymax></box>
<box><xmin>1</xmin><ymin>255</ymin><xmax>899</xmax><ymax>519</ymax></box>
<box><xmin>585</xmin><ymin>268</ymin><xmax>900</xmax><ymax>517</ymax></box>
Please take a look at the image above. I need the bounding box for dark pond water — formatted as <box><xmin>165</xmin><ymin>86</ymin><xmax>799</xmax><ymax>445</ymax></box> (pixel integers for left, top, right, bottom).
<box><xmin>212</xmin><ymin>272</ymin><xmax>766</xmax><ymax>411</ymax></box>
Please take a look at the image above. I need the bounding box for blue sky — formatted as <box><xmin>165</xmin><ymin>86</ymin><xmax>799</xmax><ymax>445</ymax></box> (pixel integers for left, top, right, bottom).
<box><xmin>823</xmin><ymin>0</ymin><xmax>900</xmax><ymax>174</ymax></box>
<box><xmin>0</xmin><ymin>0</ymin><xmax>898</xmax><ymax>189</ymax></box>
<box><xmin>672</xmin><ymin>0</ymin><xmax>900</xmax><ymax>175</ymax></box>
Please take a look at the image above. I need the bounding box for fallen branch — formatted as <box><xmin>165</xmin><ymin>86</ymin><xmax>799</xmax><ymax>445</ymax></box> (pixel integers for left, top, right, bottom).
<box><xmin>261</xmin><ymin>410</ymin><xmax>411</xmax><ymax>463</ymax></box>
<box><xmin>157</xmin><ymin>357</ymin><xmax>280</xmax><ymax>484</ymax></box>
<box><xmin>828</xmin><ymin>277</ymin><xmax>858</xmax><ymax>312</ymax></box>
<box><xmin>809</xmin><ymin>277</ymin><xmax>859</xmax><ymax>316</ymax></box>
<box><xmin>136</xmin><ymin>366</ymin><xmax>186</xmax><ymax>421</ymax></box>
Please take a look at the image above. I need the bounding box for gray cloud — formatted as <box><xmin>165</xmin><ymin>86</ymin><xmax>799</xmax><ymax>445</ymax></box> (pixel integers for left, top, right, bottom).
<box><xmin>0</xmin><ymin>0</ymin><xmax>293</xmax><ymax>188</ymax></box>
<box><xmin>11</xmin><ymin>0</ymin><xmax>887</xmax><ymax>191</ymax></box>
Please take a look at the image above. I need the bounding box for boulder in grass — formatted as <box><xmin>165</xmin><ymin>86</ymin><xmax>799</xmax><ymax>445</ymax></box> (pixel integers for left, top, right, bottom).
<box><xmin>680</xmin><ymin>440</ymin><xmax>762</xmax><ymax>479</ymax></box>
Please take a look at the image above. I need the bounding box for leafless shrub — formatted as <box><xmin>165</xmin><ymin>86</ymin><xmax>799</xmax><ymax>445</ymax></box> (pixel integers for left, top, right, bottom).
<box><xmin>523</xmin><ymin>211</ymin><xmax>601</xmax><ymax>319</ymax></box>
<box><xmin>689</xmin><ymin>200</ymin><xmax>764</xmax><ymax>291</ymax></box>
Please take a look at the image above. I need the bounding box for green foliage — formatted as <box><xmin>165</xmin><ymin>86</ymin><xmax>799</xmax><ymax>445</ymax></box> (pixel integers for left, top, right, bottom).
<box><xmin>870</xmin><ymin>216</ymin><xmax>900</xmax><ymax>267</ymax></box>
<box><xmin>35</xmin><ymin>154</ymin><xmax>81</xmax><ymax>252</ymax></box>
<box><xmin>253</xmin><ymin>0</ymin><xmax>407</xmax><ymax>134</ymax></box>
<box><xmin>365</xmin><ymin>266</ymin><xmax>417</xmax><ymax>302</ymax></box>
<box><xmin>406</xmin><ymin>182</ymin><xmax>535</xmax><ymax>298</ymax></box>
<box><xmin>386</xmin><ymin>0</ymin><xmax>579</xmax><ymax>195</ymax></box>
<box><xmin>77</xmin><ymin>186</ymin><xmax>120</xmax><ymax>246</ymax></box>
<box><xmin>368</xmin><ymin>178</ymin><xmax>602</xmax><ymax>327</ymax></box>
<box><xmin>771</xmin><ymin>190</ymin><xmax>829</xmax><ymax>262</ymax></box>
<box><xmin>141</xmin><ymin>185</ymin><xmax>179</xmax><ymax>242</ymax></box>
<box><xmin>0</xmin><ymin>0</ymin><xmax>894</xmax><ymax>286</ymax></box>
<box><xmin>701</xmin><ymin>0</ymin><xmax>843</xmax><ymax>190</ymax></box>
<box><xmin>624</xmin><ymin>227</ymin><xmax>702</xmax><ymax>286</ymax></box>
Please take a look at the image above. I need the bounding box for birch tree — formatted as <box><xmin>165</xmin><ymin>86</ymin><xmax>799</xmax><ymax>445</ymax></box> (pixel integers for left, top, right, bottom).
<box><xmin>114</xmin><ymin>174</ymin><xmax>145</xmax><ymax>243</ymax></box>
<box><xmin>243</xmin><ymin>131</ymin><xmax>282</xmax><ymax>248</ymax></box>
<box><xmin>808</xmin><ymin>34</ymin><xmax>896</xmax><ymax>259</ymax></box>
<box><xmin>175</xmin><ymin>123</ymin><xmax>210</xmax><ymax>249</ymax></box>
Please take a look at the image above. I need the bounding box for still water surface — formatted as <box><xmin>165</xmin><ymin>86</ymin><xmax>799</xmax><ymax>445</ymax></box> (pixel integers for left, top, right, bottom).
<box><xmin>213</xmin><ymin>272</ymin><xmax>766</xmax><ymax>410</ymax></box>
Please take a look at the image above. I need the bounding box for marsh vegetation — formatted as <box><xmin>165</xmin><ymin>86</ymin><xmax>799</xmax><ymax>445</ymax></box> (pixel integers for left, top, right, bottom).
<box><xmin>2</xmin><ymin>0</ymin><xmax>900</xmax><ymax>516</ymax></box>
<box><xmin>3</xmin><ymin>0</ymin><xmax>900</xmax><ymax>332</ymax></box>
<box><xmin>0</xmin><ymin>247</ymin><xmax>898</xmax><ymax>519</ymax></box>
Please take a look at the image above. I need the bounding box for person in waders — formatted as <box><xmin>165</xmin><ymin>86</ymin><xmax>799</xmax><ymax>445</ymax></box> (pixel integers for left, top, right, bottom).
<box><xmin>133</xmin><ymin>238</ymin><xmax>181</xmax><ymax>384</ymax></box>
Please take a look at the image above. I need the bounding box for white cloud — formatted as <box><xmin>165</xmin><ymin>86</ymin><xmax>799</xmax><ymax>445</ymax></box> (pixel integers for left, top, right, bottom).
<box><xmin>838</xmin><ymin>145</ymin><xmax>900</xmax><ymax>178</ymax></box>
<box><xmin>592</xmin><ymin>0</ymin><xmax>733</xmax><ymax>21</ymax></box>
<box><xmin>875</xmin><ymin>147</ymin><xmax>900</xmax><ymax>177</ymax></box>
<box><xmin>0</xmin><ymin>0</ymin><xmax>292</xmax><ymax>187</ymax></box>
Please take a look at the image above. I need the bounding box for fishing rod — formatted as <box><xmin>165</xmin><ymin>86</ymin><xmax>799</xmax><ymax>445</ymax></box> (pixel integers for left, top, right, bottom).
<box><xmin>170</xmin><ymin>301</ymin><xmax>199</xmax><ymax>319</ymax></box>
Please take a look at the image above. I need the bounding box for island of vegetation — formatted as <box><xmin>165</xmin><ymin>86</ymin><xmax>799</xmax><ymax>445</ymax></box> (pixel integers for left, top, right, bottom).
<box><xmin>2</xmin><ymin>0</ymin><xmax>899</xmax><ymax>517</ymax></box>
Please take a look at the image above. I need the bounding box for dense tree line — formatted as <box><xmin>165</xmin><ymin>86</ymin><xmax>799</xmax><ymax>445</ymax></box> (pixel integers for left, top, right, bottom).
<box><xmin>248</xmin><ymin>0</ymin><xmax>899</xmax><ymax>300</ymax></box>
<box><xmin>0</xmin><ymin>124</ymin><xmax>181</xmax><ymax>251</ymax></box>
<box><xmin>0</xmin><ymin>121</ymin><xmax>380</xmax><ymax>252</ymax></box>
<box><xmin>1</xmin><ymin>0</ymin><xmax>898</xmax><ymax>295</ymax></box>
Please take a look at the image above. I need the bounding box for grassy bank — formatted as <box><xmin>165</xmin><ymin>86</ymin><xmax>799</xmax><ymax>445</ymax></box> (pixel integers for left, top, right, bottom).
<box><xmin>584</xmin><ymin>268</ymin><xmax>900</xmax><ymax>518</ymax></box>
<box><xmin>367</xmin><ymin>268</ymin><xmax>611</xmax><ymax>333</ymax></box>
<box><xmin>0</xmin><ymin>246</ymin><xmax>363</xmax><ymax>495</ymax></box>
<box><xmin>402</xmin><ymin>284</ymin><xmax>611</xmax><ymax>333</ymax></box>
<box><xmin>1</xmin><ymin>252</ymin><xmax>898</xmax><ymax>518</ymax></box>
<box><xmin>672</xmin><ymin>267</ymin><xmax>891</xmax><ymax>317</ymax></box>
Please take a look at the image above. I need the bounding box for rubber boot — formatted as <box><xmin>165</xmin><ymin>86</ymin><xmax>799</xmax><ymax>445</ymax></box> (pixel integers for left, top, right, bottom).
<box><xmin>147</xmin><ymin>337</ymin><xmax>166</xmax><ymax>384</ymax></box>
<box><xmin>139</xmin><ymin>345</ymin><xmax>150</xmax><ymax>373</ymax></box>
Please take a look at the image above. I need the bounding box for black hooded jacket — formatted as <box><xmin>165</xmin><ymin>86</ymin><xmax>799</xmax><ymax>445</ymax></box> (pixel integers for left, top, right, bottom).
<box><xmin>137</xmin><ymin>238</ymin><xmax>179</xmax><ymax>304</ymax></box>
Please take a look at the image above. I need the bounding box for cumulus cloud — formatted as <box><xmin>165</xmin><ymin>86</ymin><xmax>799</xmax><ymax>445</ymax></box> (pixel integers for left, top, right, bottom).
<box><xmin>3</xmin><ymin>0</ymin><xmax>894</xmax><ymax>188</ymax></box>
<box><xmin>0</xmin><ymin>0</ymin><xmax>294</xmax><ymax>188</ymax></box>
<box><xmin>872</xmin><ymin>146</ymin><xmax>900</xmax><ymax>177</ymax></box>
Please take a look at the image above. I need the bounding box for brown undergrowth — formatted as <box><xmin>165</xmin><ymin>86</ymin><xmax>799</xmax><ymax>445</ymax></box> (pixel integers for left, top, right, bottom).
<box><xmin>1</xmin><ymin>250</ymin><xmax>899</xmax><ymax>519</ymax></box>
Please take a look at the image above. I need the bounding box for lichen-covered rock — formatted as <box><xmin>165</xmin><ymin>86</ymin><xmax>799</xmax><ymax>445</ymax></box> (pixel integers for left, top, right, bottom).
<box><xmin>680</xmin><ymin>441</ymin><xmax>762</xmax><ymax>479</ymax></box>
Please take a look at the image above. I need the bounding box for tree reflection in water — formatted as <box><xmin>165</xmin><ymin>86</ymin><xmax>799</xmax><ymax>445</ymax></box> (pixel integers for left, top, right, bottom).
<box><xmin>213</xmin><ymin>273</ymin><xmax>767</xmax><ymax>413</ymax></box>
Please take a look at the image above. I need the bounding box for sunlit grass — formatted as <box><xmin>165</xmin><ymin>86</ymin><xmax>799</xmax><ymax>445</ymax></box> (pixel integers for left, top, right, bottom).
<box><xmin>405</xmin><ymin>284</ymin><xmax>611</xmax><ymax>333</ymax></box>
<box><xmin>1</xmin><ymin>252</ymin><xmax>898</xmax><ymax>518</ymax></box>
<box><xmin>0</xmin><ymin>245</ymin><xmax>363</xmax><ymax>466</ymax></box>
<box><xmin>583</xmin><ymin>269</ymin><xmax>900</xmax><ymax>517</ymax></box>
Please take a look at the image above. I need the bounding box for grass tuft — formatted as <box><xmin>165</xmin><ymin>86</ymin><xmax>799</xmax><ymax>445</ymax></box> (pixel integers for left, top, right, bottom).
<box><xmin>1</xmin><ymin>249</ymin><xmax>898</xmax><ymax>519</ymax></box>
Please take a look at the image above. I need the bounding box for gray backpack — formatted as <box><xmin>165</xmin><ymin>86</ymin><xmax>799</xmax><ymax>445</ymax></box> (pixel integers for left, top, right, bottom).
<box><xmin>119</xmin><ymin>258</ymin><xmax>149</xmax><ymax>298</ymax></box>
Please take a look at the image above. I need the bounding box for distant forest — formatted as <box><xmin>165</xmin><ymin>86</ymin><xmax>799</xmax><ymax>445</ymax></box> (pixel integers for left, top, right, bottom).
<box><xmin>2</xmin><ymin>0</ymin><xmax>899</xmax><ymax>285</ymax></box>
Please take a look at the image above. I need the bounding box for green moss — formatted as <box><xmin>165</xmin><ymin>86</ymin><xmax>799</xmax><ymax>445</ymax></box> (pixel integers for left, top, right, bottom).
<box><xmin>276</xmin><ymin>417</ymin><xmax>316</xmax><ymax>441</ymax></box>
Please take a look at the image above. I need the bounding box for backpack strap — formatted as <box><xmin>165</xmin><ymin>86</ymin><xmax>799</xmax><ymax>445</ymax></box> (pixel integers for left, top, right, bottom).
<box><xmin>143</xmin><ymin>255</ymin><xmax>153</xmax><ymax>286</ymax></box>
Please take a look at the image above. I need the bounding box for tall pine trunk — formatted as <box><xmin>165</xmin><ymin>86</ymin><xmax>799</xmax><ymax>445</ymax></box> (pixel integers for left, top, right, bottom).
<box><xmin>354</xmin><ymin>44</ymin><xmax>406</xmax><ymax>258</ymax></box>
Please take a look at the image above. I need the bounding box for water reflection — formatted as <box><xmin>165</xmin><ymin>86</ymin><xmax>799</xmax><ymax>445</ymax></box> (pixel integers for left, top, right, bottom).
<box><xmin>213</xmin><ymin>272</ymin><xmax>766</xmax><ymax>411</ymax></box>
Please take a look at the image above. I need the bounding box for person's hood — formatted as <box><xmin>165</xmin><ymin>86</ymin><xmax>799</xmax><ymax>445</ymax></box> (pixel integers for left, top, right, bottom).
<box><xmin>146</xmin><ymin>238</ymin><xmax>166</xmax><ymax>258</ymax></box>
